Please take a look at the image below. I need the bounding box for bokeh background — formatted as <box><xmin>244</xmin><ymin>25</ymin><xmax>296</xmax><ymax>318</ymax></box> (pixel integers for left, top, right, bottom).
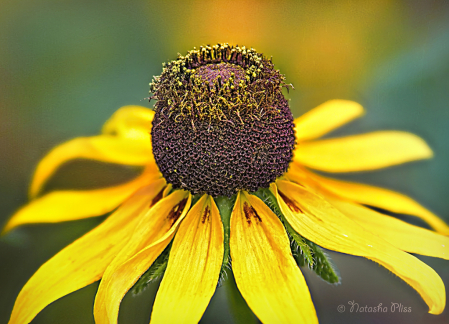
<box><xmin>1</xmin><ymin>0</ymin><xmax>449</xmax><ymax>323</ymax></box>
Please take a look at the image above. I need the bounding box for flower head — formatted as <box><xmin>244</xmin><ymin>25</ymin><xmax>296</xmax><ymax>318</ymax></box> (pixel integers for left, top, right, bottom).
<box><xmin>150</xmin><ymin>44</ymin><xmax>295</xmax><ymax>196</ymax></box>
<box><xmin>5</xmin><ymin>44</ymin><xmax>449</xmax><ymax>324</ymax></box>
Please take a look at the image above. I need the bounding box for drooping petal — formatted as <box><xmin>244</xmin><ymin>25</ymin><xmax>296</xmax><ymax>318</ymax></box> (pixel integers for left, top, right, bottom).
<box><xmin>294</xmin><ymin>99</ymin><xmax>364</xmax><ymax>142</ymax></box>
<box><xmin>306</xmin><ymin>172</ymin><xmax>449</xmax><ymax>235</ymax></box>
<box><xmin>230</xmin><ymin>191</ymin><xmax>318</xmax><ymax>324</ymax></box>
<box><xmin>4</xmin><ymin>168</ymin><xmax>161</xmax><ymax>233</ymax></box>
<box><xmin>8</xmin><ymin>179</ymin><xmax>165</xmax><ymax>324</ymax></box>
<box><xmin>94</xmin><ymin>190</ymin><xmax>191</xmax><ymax>324</ymax></box>
<box><xmin>330</xmin><ymin>199</ymin><xmax>449</xmax><ymax>260</ymax></box>
<box><xmin>30</xmin><ymin>135</ymin><xmax>155</xmax><ymax>198</ymax></box>
<box><xmin>102</xmin><ymin>105</ymin><xmax>154</xmax><ymax>139</ymax></box>
<box><xmin>151</xmin><ymin>195</ymin><xmax>224</xmax><ymax>324</ymax></box>
<box><xmin>273</xmin><ymin>180</ymin><xmax>446</xmax><ymax>315</ymax></box>
<box><xmin>293</xmin><ymin>131</ymin><xmax>433</xmax><ymax>172</ymax></box>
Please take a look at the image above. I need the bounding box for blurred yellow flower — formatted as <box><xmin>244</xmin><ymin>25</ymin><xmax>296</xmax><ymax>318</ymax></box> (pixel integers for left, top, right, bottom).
<box><xmin>5</xmin><ymin>45</ymin><xmax>449</xmax><ymax>324</ymax></box>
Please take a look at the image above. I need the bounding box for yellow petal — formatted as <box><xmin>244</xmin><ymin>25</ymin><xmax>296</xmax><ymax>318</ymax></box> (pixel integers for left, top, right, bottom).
<box><xmin>151</xmin><ymin>195</ymin><xmax>224</xmax><ymax>324</ymax></box>
<box><xmin>94</xmin><ymin>190</ymin><xmax>191</xmax><ymax>324</ymax></box>
<box><xmin>294</xmin><ymin>131</ymin><xmax>433</xmax><ymax>172</ymax></box>
<box><xmin>8</xmin><ymin>180</ymin><xmax>165</xmax><ymax>324</ymax></box>
<box><xmin>3</xmin><ymin>169</ymin><xmax>161</xmax><ymax>233</ymax></box>
<box><xmin>295</xmin><ymin>99</ymin><xmax>364</xmax><ymax>142</ymax></box>
<box><xmin>330</xmin><ymin>199</ymin><xmax>449</xmax><ymax>260</ymax></box>
<box><xmin>273</xmin><ymin>180</ymin><xmax>446</xmax><ymax>315</ymax></box>
<box><xmin>230</xmin><ymin>191</ymin><xmax>318</xmax><ymax>324</ymax></box>
<box><xmin>102</xmin><ymin>105</ymin><xmax>154</xmax><ymax>139</ymax></box>
<box><xmin>30</xmin><ymin>135</ymin><xmax>155</xmax><ymax>198</ymax></box>
<box><xmin>306</xmin><ymin>172</ymin><xmax>449</xmax><ymax>235</ymax></box>
<box><xmin>283</xmin><ymin>162</ymin><xmax>318</xmax><ymax>190</ymax></box>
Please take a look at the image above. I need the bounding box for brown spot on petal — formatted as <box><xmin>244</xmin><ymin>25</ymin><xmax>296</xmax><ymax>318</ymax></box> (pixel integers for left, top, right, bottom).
<box><xmin>201</xmin><ymin>205</ymin><xmax>211</xmax><ymax>224</ymax></box>
<box><xmin>150</xmin><ymin>187</ymin><xmax>165</xmax><ymax>208</ymax></box>
<box><xmin>167</xmin><ymin>198</ymin><xmax>188</xmax><ymax>225</ymax></box>
<box><xmin>278</xmin><ymin>190</ymin><xmax>302</xmax><ymax>213</ymax></box>
<box><xmin>243</xmin><ymin>202</ymin><xmax>262</xmax><ymax>225</ymax></box>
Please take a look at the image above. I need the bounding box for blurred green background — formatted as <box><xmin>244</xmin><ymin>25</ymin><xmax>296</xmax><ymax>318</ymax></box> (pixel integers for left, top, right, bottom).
<box><xmin>1</xmin><ymin>0</ymin><xmax>449</xmax><ymax>323</ymax></box>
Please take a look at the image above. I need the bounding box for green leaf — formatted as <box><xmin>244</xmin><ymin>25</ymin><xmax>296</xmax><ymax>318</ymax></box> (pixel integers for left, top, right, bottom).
<box><xmin>131</xmin><ymin>242</ymin><xmax>172</xmax><ymax>295</ymax></box>
<box><xmin>252</xmin><ymin>188</ymin><xmax>340</xmax><ymax>284</ymax></box>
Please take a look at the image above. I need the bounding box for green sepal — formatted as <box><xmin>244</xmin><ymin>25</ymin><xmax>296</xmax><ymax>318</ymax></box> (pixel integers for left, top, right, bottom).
<box><xmin>214</xmin><ymin>195</ymin><xmax>236</xmax><ymax>286</ymax></box>
<box><xmin>304</xmin><ymin>239</ymin><xmax>341</xmax><ymax>284</ymax></box>
<box><xmin>131</xmin><ymin>241</ymin><xmax>172</xmax><ymax>295</ymax></box>
<box><xmin>252</xmin><ymin>188</ymin><xmax>340</xmax><ymax>285</ymax></box>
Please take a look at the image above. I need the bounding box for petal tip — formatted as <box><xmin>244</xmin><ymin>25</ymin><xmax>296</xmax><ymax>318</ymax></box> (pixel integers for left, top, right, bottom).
<box><xmin>1</xmin><ymin>225</ymin><xmax>10</xmax><ymax>236</ymax></box>
<box><xmin>2</xmin><ymin>216</ymin><xmax>19</xmax><ymax>235</ymax></box>
<box><xmin>428</xmin><ymin>299</ymin><xmax>445</xmax><ymax>315</ymax></box>
<box><xmin>410</xmin><ymin>133</ymin><xmax>434</xmax><ymax>160</ymax></box>
<box><xmin>294</xmin><ymin>99</ymin><xmax>366</xmax><ymax>142</ymax></box>
<box><xmin>328</xmin><ymin>99</ymin><xmax>365</xmax><ymax>114</ymax></box>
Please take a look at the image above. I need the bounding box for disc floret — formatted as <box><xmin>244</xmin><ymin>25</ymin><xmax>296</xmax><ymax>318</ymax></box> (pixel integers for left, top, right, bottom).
<box><xmin>150</xmin><ymin>44</ymin><xmax>295</xmax><ymax>197</ymax></box>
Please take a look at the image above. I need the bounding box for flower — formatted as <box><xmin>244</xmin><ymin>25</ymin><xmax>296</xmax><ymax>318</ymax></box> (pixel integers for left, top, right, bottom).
<box><xmin>5</xmin><ymin>44</ymin><xmax>449</xmax><ymax>324</ymax></box>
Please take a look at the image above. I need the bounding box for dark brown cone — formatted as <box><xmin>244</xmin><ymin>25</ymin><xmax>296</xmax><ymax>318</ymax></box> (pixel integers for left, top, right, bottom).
<box><xmin>150</xmin><ymin>44</ymin><xmax>295</xmax><ymax>197</ymax></box>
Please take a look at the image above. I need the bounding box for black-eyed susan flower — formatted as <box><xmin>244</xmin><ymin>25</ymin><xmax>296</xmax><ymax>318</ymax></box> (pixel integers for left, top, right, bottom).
<box><xmin>5</xmin><ymin>44</ymin><xmax>449</xmax><ymax>324</ymax></box>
